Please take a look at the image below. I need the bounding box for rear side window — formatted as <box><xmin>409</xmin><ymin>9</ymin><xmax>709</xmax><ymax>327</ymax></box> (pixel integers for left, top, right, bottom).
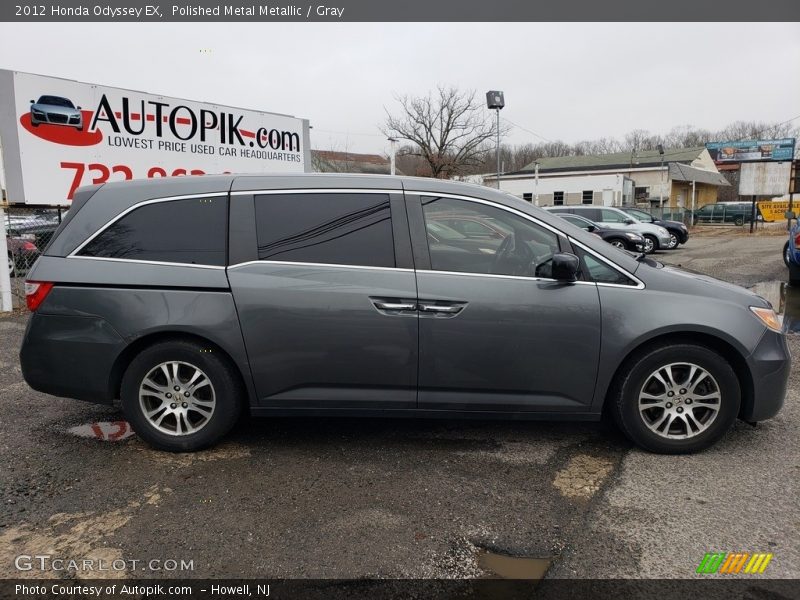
<box><xmin>254</xmin><ymin>193</ymin><xmax>395</xmax><ymax>267</ymax></box>
<box><xmin>79</xmin><ymin>197</ymin><xmax>227</xmax><ymax>266</ymax></box>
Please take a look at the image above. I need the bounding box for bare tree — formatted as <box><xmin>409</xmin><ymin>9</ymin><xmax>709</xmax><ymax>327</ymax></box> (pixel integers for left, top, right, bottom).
<box><xmin>383</xmin><ymin>87</ymin><xmax>509</xmax><ymax>178</ymax></box>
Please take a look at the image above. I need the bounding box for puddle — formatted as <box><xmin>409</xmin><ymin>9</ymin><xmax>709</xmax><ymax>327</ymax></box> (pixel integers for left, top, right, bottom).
<box><xmin>749</xmin><ymin>280</ymin><xmax>800</xmax><ymax>334</ymax></box>
<box><xmin>68</xmin><ymin>421</ymin><xmax>135</xmax><ymax>441</ymax></box>
<box><xmin>477</xmin><ymin>549</ymin><xmax>551</xmax><ymax>580</ymax></box>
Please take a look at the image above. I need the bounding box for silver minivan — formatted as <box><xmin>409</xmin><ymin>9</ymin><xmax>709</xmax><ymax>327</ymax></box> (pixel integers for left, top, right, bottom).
<box><xmin>546</xmin><ymin>205</ymin><xmax>672</xmax><ymax>253</ymax></box>
<box><xmin>20</xmin><ymin>174</ymin><xmax>788</xmax><ymax>453</ymax></box>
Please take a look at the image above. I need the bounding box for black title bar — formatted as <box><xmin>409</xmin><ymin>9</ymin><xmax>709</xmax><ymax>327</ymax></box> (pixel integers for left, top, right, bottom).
<box><xmin>2</xmin><ymin>0</ymin><xmax>799</xmax><ymax>22</ymax></box>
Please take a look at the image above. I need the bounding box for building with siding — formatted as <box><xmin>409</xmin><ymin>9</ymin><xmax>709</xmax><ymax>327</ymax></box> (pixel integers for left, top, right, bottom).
<box><xmin>486</xmin><ymin>147</ymin><xmax>729</xmax><ymax>209</ymax></box>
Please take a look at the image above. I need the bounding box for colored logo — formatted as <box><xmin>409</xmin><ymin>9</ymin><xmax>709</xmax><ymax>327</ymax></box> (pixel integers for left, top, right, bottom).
<box><xmin>696</xmin><ymin>552</ymin><xmax>773</xmax><ymax>574</ymax></box>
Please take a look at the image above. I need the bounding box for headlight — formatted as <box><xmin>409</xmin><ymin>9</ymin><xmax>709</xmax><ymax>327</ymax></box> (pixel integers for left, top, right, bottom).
<box><xmin>680</xmin><ymin>224</ymin><xmax>688</xmax><ymax>231</ymax></box>
<box><xmin>625</xmin><ymin>233</ymin><xmax>639</xmax><ymax>239</ymax></box>
<box><xmin>658</xmin><ymin>227</ymin><xmax>669</xmax><ymax>235</ymax></box>
<box><xmin>750</xmin><ymin>306</ymin><xmax>782</xmax><ymax>333</ymax></box>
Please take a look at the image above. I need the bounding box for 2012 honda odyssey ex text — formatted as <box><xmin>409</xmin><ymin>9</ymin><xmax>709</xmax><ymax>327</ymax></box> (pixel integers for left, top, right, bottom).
<box><xmin>19</xmin><ymin>175</ymin><xmax>789</xmax><ymax>453</ymax></box>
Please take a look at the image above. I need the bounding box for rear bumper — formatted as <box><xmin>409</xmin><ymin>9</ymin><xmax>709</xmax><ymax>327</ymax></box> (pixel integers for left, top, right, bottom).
<box><xmin>20</xmin><ymin>313</ymin><xmax>124</xmax><ymax>404</ymax></box>
<box><xmin>742</xmin><ymin>330</ymin><xmax>790</xmax><ymax>421</ymax></box>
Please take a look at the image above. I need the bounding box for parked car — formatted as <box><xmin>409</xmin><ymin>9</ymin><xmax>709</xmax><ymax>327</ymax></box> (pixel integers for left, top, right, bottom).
<box><xmin>6</xmin><ymin>235</ymin><xmax>40</xmax><ymax>276</ymax></box>
<box><xmin>20</xmin><ymin>175</ymin><xmax>788</xmax><ymax>454</ymax></box>
<box><xmin>693</xmin><ymin>202</ymin><xmax>755</xmax><ymax>226</ymax></box>
<box><xmin>783</xmin><ymin>219</ymin><xmax>800</xmax><ymax>285</ymax></box>
<box><xmin>30</xmin><ymin>95</ymin><xmax>83</xmax><ymax>130</ymax></box>
<box><xmin>545</xmin><ymin>205</ymin><xmax>672</xmax><ymax>253</ymax></box>
<box><xmin>621</xmin><ymin>207</ymin><xmax>689</xmax><ymax>249</ymax></box>
<box><xmin>556</xmin><ymin>213</ymin><xmax>645</xmax><ymax>252</ymax></box>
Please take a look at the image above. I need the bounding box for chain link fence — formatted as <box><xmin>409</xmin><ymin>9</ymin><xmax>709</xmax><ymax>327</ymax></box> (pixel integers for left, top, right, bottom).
<box><xmin>3</xmin><ymin>206</ymin><xmax>65</xmax><ymax>308</ymax></box>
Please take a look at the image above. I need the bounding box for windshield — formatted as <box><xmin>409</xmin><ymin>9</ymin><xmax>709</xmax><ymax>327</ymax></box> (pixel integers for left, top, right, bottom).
<box><xmin>37</xmin><ymin>96</ymin><xmax>75</xmax><ymax>108</ymax></box>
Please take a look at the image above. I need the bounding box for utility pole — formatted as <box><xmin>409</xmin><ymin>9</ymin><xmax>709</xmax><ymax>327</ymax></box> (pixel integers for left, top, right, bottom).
<box><xmin>534</xmin><ymin>162</ymin><xmax>540</xmax><ymax>205</ymax></box>
<box><xmin>387</xmin><ymin>137</ymin><xmax>397</xmax><ymax>176</ymax></box>
<box><xmin>657</xmin><ymin>144</ymin><xmax>665</xmax><ymax>213</ymax></box>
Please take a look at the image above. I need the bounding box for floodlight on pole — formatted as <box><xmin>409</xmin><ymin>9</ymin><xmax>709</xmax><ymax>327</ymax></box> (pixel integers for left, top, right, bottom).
<box><xmin>486</xmin><ymin>91</ymin><xmax>505</xmax><ymax>189</ymax></box>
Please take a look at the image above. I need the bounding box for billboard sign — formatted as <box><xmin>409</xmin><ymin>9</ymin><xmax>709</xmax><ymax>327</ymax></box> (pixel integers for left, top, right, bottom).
<box><xmin>0</xmin><ymin>70</ymin><xmax>311</xmax><ymax>205</ymax></box>
<box><xmin>706</xmin><ymin>138</ymin><xmax>795</xmax><ymax>163</ymax></box>
<box><xmin>739</xmin><ymin>161</ymin><xmax>791</xmax><ymax>196</ymax></box>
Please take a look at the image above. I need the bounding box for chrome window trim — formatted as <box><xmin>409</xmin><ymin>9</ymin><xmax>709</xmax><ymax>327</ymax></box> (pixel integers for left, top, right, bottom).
<box><xmin>68</xmin><ymin>192</ymin><xmax>229</xmax><ymax>258</ymax></box>
<box><xmin>66</xmin><ymin>256</ymin><xmax>225</xmax><ymax>270</ymax></box>
<box><xmin>233</xmin><ymin>188</ymin><xmax>401</xmax><ymax>196</ymax></box>
<box><xmin>228</xmin><ymin>259</ymin><xmax>414</xmax><ymax>273</ymax></box>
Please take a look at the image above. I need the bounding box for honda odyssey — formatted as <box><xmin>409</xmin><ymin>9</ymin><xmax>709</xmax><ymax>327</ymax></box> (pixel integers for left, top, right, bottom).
<box><xmin>19</xmin><ymin>175</ymin><xmax>789</xmax><ymax>453</ymax></box>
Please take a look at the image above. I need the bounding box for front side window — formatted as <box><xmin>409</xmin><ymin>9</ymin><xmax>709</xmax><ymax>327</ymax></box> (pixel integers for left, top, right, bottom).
<box><xmin>79</xmin><ymin>197</ymin><xmax>227</xmax><ymax>266</ymax></box>
<box><xmin>422</xmin><ymin>196</ymin><xmax>560</xmax><ymax>278</ymax></box>
<box><xmin>600</xmin><ymin>209</ymin><xmax>628</xmax><ymax>223</ymax></box>
<box><xmin>576</xmin><ymin>248</ymin><xmax>636</xmax><ymax>286</ymax></box>
<box><xmin>254</xmin><ymin>193</ymin><xmax>395</xmax><ymax>268</ymax></box>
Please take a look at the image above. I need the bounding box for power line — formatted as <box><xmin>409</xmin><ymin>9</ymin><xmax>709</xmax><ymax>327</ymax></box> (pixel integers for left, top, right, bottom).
<box><xmin>503</xmin><ymin>117</ymin><xmax>554</xmax><ymax>143</ymax></box>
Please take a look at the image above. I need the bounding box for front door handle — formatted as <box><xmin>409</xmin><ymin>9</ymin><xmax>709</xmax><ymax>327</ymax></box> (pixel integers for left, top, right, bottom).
<box><xmin>418</xmin><ymin>302</ymin><xmax>466</xmax><ymax>316</ymax></box>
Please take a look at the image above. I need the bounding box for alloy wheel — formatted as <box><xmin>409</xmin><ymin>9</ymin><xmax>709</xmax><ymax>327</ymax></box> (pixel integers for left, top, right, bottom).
<box><xmin>139</xmin><ymin>361</ymin><xmax>216</xmax><ymax>436</ymax></box>
<box><xmin>668</xmin><ymin>233</ymin><xmax>679</xmax><ymax>249</ymax></box>
<box><xmin>638</xmin><ymin>362</ymin><xmax>721</xmax><ymax>440</ymax></box>
<box><xmin>643</xmin><ymin>237</ymin><xmax>655</xmax><ymax>253</ymax></box>
<box><xmin>611</xmin><ymin>240</ymin><xmax>626</xmax><ymax>249</ymax></box>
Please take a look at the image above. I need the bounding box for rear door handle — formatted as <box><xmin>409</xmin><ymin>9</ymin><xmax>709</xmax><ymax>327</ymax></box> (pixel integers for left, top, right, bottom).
<box><xmin>374</xmin><ymin>300</ymin><xmax>417</xmax><ymax>311</ymax></box>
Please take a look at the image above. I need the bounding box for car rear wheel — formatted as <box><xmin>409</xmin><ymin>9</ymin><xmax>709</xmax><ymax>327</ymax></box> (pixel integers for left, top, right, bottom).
<box><xmin>784</xmin><ymin>241</ymin><xmax>792</xmax><ymax>268</ymax></box>
<box><xmin>121</xmin><ymin>339</ymin><xmax>242</xmax><ymax>452</ymax></box>
<box><xmin>734</xmin><ymin>216</ymin><xmax>744</xmax><ymax>226</ymax></box>
<box><xmin>643</xmin><ymin>235</ymin><xmax>657</xmax><ymax>254</ymax></box>
<box><xmin>610</xmin><ymin>343</ymin><xmax>740</xmax><ymax>454</ymax></box>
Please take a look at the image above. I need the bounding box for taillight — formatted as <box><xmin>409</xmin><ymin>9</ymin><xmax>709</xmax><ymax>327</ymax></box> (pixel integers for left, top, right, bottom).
<box><xmin>25</xmin><ymin>281</ymin><xmax>54</xmax><ymax>311</ymax></box>
<box><xmin>794</xmin><ymin>232</ymin><xmax>800</xmax><ymax>247</ymax></box>
<box><xmin>21</xmin><ymin>241</ymin><xmax>38</xmax><ymax>251</ymax></box>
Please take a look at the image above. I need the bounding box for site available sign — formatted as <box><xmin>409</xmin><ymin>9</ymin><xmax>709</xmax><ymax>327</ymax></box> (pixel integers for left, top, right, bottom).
<box><xmin>706</xmin><ymin>138</ymin><xmax>795</xmax><ymax>163</ymax></box>
<box><xmin>739</xmin><ymin>162</ymin><xmax>791</xmax><ymax>196</ymax></box>
<box><xmin>0</xmin><ymin>70</ymin><xmax>310</xmax><ymax>205</ymax></box>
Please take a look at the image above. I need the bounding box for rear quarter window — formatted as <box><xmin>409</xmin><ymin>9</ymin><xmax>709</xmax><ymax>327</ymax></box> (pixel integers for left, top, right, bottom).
<box><xmin>78</xmin><ymin>196</ymin><xmax>228</xmax><ymax>266</ymax></box>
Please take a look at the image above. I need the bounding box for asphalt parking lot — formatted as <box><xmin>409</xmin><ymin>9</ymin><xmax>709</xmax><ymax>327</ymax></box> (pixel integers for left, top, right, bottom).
<box><xmin>0</xmin><ymin>230</ymin><xmax>797</xmax><ymax>580</ymax></box>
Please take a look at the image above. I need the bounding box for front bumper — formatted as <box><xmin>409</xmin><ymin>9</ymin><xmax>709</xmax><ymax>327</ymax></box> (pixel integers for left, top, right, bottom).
<box><xmin>742</xmin><ymin>329</ymin><xmax>790</xmax><ymax>421</ymax></box>
<box><xmin>657</xmin><ymin>233</ymin><xmax>672</xmax><ymax>248</ymax></box>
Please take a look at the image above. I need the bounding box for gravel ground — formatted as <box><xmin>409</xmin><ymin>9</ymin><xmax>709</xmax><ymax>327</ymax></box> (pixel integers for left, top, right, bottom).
<box><xmin>0</xmin><ymin>231</ymin><xmax>796</xmax><ymax>581</ymax></box>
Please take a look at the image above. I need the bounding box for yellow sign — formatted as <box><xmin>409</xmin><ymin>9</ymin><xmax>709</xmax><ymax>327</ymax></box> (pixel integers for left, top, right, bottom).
<box><xmin>758</xmin><ymin>200</ymin><xmax>791</xmax><ymax>222</ymax></box>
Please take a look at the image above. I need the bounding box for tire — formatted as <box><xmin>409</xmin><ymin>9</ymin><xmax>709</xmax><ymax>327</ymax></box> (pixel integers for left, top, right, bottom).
<box><xmin>790</xmin><ymin>262</ymin><xmax>800</xmax><ymax>286</ymax></box>
<box><xmin>643</xmin><ymin>235</ymin><xmax>658</xmax><ymax>254</ymax></box>
<box><xmin>667</xmin><ymin>232</ymin><xmax>679</xmax><ymax>249</ymax></box>
<box><xmin>609</xmin><ymin>343</ymin><xmax>740</xmax><ymax>454</ymax></box>
<box><xmin>734</xmin><ymin>216</ymin><xmax>744</xmax><ymax>226</ymax></box>
<box><xmin>608</xmin><ymin>238</ymin><xmax>627</xmax><ymax>250</ymax></box>
<box><xmin>121</xmin><ymin>339</ymin><xmax>242</xmax><ymax>452</ymax></box>
<box><xmin>7</xmin><ymin>253</ymin><xmax>15</xmax><ymax>278</ymax></box>
<box><xmin>784</xmin><ymin>241</ymin><xmax>792</xmax><ymax>268</ymax></box>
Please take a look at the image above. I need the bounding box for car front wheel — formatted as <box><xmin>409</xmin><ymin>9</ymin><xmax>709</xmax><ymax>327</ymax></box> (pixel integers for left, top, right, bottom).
<box><xmin>667</xmin><ymin>232</ymin><xmax>679</xmax><ymax>249</ymax></box>
<box><xmin>610</xmin><ymin>343</ymin><xmax>740</xmax><ymax>454</ymax></box>
<box><xmin>121</xmin><ymin>339</ymin><xmax>242</xmax><ymax>452</ymax></box>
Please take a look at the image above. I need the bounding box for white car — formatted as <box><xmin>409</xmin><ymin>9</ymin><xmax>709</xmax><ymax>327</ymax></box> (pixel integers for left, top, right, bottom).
<box><xmin>545</xmin><ymin>206</ymin><xmax>672</xmax><ymax>253</ymax></box>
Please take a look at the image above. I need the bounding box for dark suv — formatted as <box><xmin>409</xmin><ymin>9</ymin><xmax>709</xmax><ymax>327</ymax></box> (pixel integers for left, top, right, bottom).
<box><xmin>20</xmin><ymin>175</ymin><xmax>789</xmax><ymax>454</ymax></box>
<box><xmin>693</xmin><ymin>202</ymin><xmax>755</xmax><ymax>226</ymax></box>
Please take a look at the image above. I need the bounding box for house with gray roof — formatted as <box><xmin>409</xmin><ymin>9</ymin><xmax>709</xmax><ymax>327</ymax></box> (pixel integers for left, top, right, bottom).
<box><xmin>484</xmin><ymin>147</ymin><xmax>729</xmax><ymax>210</ymax></box>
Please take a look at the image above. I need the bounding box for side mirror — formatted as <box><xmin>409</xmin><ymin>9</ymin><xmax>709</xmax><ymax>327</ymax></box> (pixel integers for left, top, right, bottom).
<box><xmin>586</xmin><ymin>224</ymin><xmax>597</xmax><ymax>232</ymax></box>
<box><xmin>30</xmin><ymin>99</ymin><xmax>34</xmax><ymax>103</ymax></box>
<box><xmin>623</xmin><ymin>218</ymin><xmax>635</xmax><ymax>224</ymax></box>
<box><xmin>77</xmin><ymin>106</ymin><xmax>82</xmax><ymax>110</ymax></box>
<box><xmin>551</xmin><ymin>252</ymin><xmax>580</xmax><ymax>282</ymax></box>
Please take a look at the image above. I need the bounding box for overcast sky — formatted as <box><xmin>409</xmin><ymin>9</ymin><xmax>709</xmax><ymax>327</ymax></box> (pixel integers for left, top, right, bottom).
<box><xmin>1</xmin><ymin>22</ymin><xmax>798</xmax><ymax>156</ymax></box>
